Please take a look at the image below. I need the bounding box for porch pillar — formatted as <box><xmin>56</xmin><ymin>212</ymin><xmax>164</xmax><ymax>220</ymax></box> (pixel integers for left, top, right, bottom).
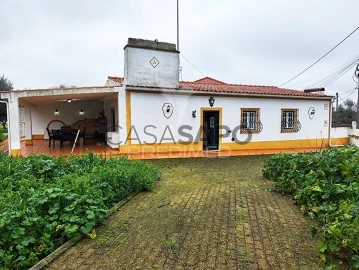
<box><xmin>118</xmin><ymin>85</ymin><xmax>129</xmax><ymax>154</ymax></box>
<box><xmin>24</xmin><ymin>106</ymin><xmax>33</xmax><ymax>145</ymax></box>
<box><xmin>8</xmin><ymin>94</ymin><xmax>21</xmax><ymax>156</ymax></box>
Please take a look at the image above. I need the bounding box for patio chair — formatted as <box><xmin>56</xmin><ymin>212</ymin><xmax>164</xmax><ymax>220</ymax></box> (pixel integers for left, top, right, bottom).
<box><xmin>51</xmin><ymin>129</ymin><xmax>63</xmax><ymax>149</ymax></box>
<box><xmin>60</xmin><ymin>127</ymin><xmax>74</xmax><ymax>148</ymax></box>
<box><xmin>46</xmin><ymin>128</ymin><xmax>54</xmax><ymax>148</ymax></box>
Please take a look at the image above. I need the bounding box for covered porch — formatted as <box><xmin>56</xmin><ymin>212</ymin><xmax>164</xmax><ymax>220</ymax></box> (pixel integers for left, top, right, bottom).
<box><xmin>0</xmin><ymin>85</ymin><xmax>125</xmax><ymax>156</ymax></box>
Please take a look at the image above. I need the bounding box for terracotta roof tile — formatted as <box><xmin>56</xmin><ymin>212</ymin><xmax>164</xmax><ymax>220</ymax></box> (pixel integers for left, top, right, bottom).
<box><xmin>192</xmin><ymin>77</ymin><xmax>227</xmax><ymax>84</ymax></box>
<box><xmin>107</xmin><ymin>76</ymin><xmax>124</xmax><ymax>84</ymax></box>
<box><xmin>180</xmin><ymin>77</ymin><xmax>331</xmax><ymax>98</ymax></box>
<box><xmin>107</xmin><ymin>75</ymin><xmax>331</xmax><ymax>98</ymax></box>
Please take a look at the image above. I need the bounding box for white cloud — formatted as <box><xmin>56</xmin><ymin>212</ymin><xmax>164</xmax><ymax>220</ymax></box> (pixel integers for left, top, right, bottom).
<box><xmin>1</xmin><ymin>0</ymin><xmax>358</xmax><ymax>100</ymax></box>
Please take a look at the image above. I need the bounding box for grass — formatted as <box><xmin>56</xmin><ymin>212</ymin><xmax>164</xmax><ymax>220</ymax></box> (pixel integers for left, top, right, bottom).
<box><xmin>0</xmin><ymin>125</ymin><xmax>7</xmax><ymax>142</ymax></box>
<box><xmin>49</xmin><ymin>155</ymin><xmax>348</xmax><ymax>269</ymax></box>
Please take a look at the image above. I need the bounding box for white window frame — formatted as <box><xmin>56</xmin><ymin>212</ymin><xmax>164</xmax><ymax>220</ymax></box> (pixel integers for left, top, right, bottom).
<box><xmin>281</xmin><ymin>108</ymin><xmax>299</xmax><ymax>133</ymax></box>
<box><xmin>283</xmin><ymin>111</ymin><xmax>294</xmax><ymax>129</ymax></box>
<box><xmin>241</xmin><ymin>108</ymin><xmax>260</xmax><ymax>133</ymax></box>
<box><xmin>243</xmin><ymin>111</ymin><xmax>256</xmax><ymax>130</ymax></box>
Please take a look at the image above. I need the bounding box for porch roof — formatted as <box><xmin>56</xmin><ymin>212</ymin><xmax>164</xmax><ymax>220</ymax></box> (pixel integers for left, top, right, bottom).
<box><xmin>0</xmin><ymin>86</ymin><xmax>120</xmax><ymax>104</ymax></box>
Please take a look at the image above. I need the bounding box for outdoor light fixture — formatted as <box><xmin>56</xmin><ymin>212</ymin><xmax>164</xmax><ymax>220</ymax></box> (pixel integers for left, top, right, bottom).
<box><xmin>79</xmin><ymin>109</ymin><xmax>84</xmax><ymax>116</ymax></box>
<box><xmin>192</xmin><ymin>110</ymin><xmax>196</xmax><ymax>118</ymax></box>
<box><xmin>67</xmin><ymin>99</ymin><xmax>72</xmax><ymax>103</ymax></box>
<box><xmin>54</xmin><ymin>109</ymin><xmax>59</xmax><ymax>115</ymax></box>
<box><xmin>208</xmin><ymin>96</ymin><xmax>215</xmax><ymax>107</ymax></box>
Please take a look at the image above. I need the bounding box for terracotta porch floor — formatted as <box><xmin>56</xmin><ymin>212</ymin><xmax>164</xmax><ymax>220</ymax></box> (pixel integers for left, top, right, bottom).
<box><xmin>0</xmin><ymin>139</ymin><xmax>8</xmax><ymax>153</ymax></box>
<box><xmin>20</xmin><ymin>139</ymin><xmax>120</xmax><ymax>157</ymax></box>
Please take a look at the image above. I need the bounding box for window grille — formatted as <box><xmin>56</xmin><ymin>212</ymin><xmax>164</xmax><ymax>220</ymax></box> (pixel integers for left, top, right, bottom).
<box><xmin>281</xmin><ymin>109</ymin><xmax>300</xmax><ymax>133</ymax></box>
<box><xmin>240</xmin><ymin>108</ymin><xmax>262</xmax><ymax>133</ymax></box>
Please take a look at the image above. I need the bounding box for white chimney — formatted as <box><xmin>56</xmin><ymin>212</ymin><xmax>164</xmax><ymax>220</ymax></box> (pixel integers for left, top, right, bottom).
<box><xmin>124</xmin><ymin>38</ymin><xmax>180</xmax><ymax>89</ymax></box>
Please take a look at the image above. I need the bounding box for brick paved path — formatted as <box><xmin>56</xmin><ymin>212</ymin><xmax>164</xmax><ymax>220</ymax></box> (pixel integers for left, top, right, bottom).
<box><xmin>49</xmin><ymin>156</ymin><xmax>321</xmax><ymax>269</ymax></box>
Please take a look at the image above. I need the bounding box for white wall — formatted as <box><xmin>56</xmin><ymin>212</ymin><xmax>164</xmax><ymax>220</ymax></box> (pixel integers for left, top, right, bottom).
<box><xmin>129</xmin><ymin>91</ymin><xmax>330</xmax><ymax>145</ymax></box>
<box><xmin>24</xmin><ymin>100</ymin><xmax>104</xmax><ymax>139</ymax></box>
<box><xmin>331</xmin><ymin>127</ymin><xmax>349</xmax><ymax>138</ymax></box>
<box><xmin>349</xmin><ymin>122</ymin><xmax>359</xmax><ymax>147</ymax></box>
<box><xmin>124</xmin><ymin>47</ymin><xmax>179</xmax><ymax>88</ymax></box>
<box><xmin>350</xmin><ymin>133</ymin><xmax>359</xmax><ymax>147</ymax></box>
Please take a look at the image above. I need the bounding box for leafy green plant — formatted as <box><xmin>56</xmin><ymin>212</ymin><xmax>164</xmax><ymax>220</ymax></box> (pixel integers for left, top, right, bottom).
<box><xmin>0</xmin><ymin>132</ymin><xmax>6</xmax><ymax>142</ymax></box>
<box><xmin>262</xmin><ymin>146</ymin><xmax>359</xmax><ymax>268</ymax></box>
<box><xmin>0</xmin><ymin>152</ymin><xmax>160</xmax><ymax>269</ymax></box>
<box><xmin>0</xmin><ymin>125</ymin><xmax>7</xmax><ymax>142</ymax></box>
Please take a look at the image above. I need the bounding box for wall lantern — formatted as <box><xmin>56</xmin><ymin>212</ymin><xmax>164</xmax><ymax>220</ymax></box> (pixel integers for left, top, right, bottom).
<box><xmin>79</xmin><ymin>109</ymin><xmax>84</xmax><ymax>116</ymax></box>
<box><xmin>67</xmin><ymin>99</ymin><xmax>72</xmax><ymax>103</ymax></box>
<box><xmin>54</xmin><ymin>109</ymin><xmax>59</xmax><ymax>115</ymax></box>
<box><xmin>208</xmin><ymin>96</ymin><xmax>215</xmax><ymax>107</ymax></box>
<box><xmin>192</xmin><ymin>110</ymin><xmax>196</xmax><ymax>118</ymax></box>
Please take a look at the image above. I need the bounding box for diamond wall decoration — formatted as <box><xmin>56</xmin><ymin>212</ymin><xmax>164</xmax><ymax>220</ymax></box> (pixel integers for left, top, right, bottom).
<box><xmin>150</xmin><ymin>57</ymin><xmax>159</xmax><ymax>68</ymax></box>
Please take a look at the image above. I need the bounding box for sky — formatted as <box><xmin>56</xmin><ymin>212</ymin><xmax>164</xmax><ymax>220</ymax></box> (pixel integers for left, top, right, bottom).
<box><xmin>1</xmin><ymin>0</ymin><xmax>358</xmax><ymax>101</ymax></box>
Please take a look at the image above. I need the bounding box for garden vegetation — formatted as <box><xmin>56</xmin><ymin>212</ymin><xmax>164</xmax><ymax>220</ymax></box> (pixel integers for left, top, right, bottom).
<box><xmin>0</xmin><ymin>126</ymin><xmax>7</xmax><ymax>143</ymax></box>
<box><xmin>263</xmin><ymin>146</ymin><xmax>359</xmax><ymax>268</ymax></box>
<box><xmin>0</xmin><ymin>152</ymin><xmax>160</xmax><ymax>269</ymax></box>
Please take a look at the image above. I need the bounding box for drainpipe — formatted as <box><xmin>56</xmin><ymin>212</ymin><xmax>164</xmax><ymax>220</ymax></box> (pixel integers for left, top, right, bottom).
<box><xmin>329</xmin><ymin>98</ymin><xmax>333</xmax><ymax>147</ymax></box>
<box><xmin>0</xmin><ymin>98</ymin><xmax>11</xmax><ymax>156</ymax></box>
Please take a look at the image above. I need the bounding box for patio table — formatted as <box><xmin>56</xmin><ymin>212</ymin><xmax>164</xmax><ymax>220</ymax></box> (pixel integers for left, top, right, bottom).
<box><xmin>52</xmin><ymin>128</ymin><xmax>78</xmax><ymax>149</ymax></box>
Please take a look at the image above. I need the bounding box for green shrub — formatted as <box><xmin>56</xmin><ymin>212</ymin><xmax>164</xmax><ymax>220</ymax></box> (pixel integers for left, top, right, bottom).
<box><xmin>0</xmin><ymin>133</ymin><xmax>6</xmax><ymax>142</ymax></box>
<box><xmin>262</xmin><ymin>146</ymin><xmax>359</xmax><ymax>268</ymax></box>
<box><xmin>0</xmin><ymin>152</ymin><xmax>160</xmax><ymax>269</ymax></box>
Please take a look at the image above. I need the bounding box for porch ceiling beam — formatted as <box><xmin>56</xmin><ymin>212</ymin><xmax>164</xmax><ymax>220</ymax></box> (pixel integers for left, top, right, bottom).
<box><xmin>0</xmin><ymin>86</ymin><xmax>120</xmax><ymax>99</ymax></box>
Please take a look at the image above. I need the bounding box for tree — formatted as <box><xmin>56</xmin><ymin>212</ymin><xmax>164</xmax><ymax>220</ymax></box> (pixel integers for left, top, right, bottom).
<box><xmin>332</xmin><ymin>98</ymin><xmax>357</xmax><ymax>126</ymax></box>
<box><xmin>0</xmin><ymin>75</ymin><xmax>13</xmax><ymax>91</ymax></box>
<box><xmin>0</xmin><ymin>75</ymin><xmax>14</xmax><ymax>129</ymax></box>
<box><xmin>50</xmin><ymin>84</ymin><xmax>76</xmax><ymax>89</ymax></box>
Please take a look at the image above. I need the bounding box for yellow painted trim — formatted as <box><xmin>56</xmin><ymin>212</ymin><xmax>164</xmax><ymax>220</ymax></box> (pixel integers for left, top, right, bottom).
<box><xmin>24</xmin><ymin>139</ymin><xmax>33</xmax><ymax>146</ymax></box>
<box><xmin>121</xmin><ymin>142</ymin><xmax>202</xmax><ymax>154</ymax></box>
<box><xmin>328</xmin><ymin>100</ymin><xmax>332</xmax><ymax>143</ymax></box>
<box><xmin>200</xmin><ymin>107</ymin><xmax>223</xmax><ymax>151</ymax></box>
<box><xmin>10</xmin><ymin>149</ymin><xmax>21</xmax><ymax>157</ymax></box>
<box><xmin>118</xmin><ymin>137</ymin><xmax>351</xmax><ymax>155</ymax></box>
<box><xmin>331</xmin><ymin>137</ymin><xmax>350</xmax><ymax>146</ymax></box>
<box><xmin>222</xmin><ymin>138</ymin><xmax>330</xmax><ymax>151</ymax></box>
<box><xmin>32</xmin><ymin>134</ymin><xmax>44</xmax><ymax>140</ymax></box>
<box><xmin>124</xmin><ymin>90</ymin><xmax>132</xmax><ymax>155</ymax></box>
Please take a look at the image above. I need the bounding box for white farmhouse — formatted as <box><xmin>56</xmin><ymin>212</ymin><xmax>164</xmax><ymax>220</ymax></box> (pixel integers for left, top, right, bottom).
<box><xmin>0</xmin><ymin>38</ymin><xmax>347</xmax><ymax>157</ymax></box>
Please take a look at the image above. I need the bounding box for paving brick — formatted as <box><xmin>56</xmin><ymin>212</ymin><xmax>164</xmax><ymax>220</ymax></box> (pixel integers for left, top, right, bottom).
<box><xmin>49</xmin><ymin>156</ymin><xmax>322</xmax><ymax>269</ymax></box>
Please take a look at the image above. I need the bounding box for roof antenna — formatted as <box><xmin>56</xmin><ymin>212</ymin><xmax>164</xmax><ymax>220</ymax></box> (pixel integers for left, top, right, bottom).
<box><xmin>177</xmin><ymin>0</ymin><xmax>182</xmax><ymax>82</ymax></box>
<box><xmin>177</xmin><ymin>0</ymin><xmax>179</xmax><ymax>51</ymax></box>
